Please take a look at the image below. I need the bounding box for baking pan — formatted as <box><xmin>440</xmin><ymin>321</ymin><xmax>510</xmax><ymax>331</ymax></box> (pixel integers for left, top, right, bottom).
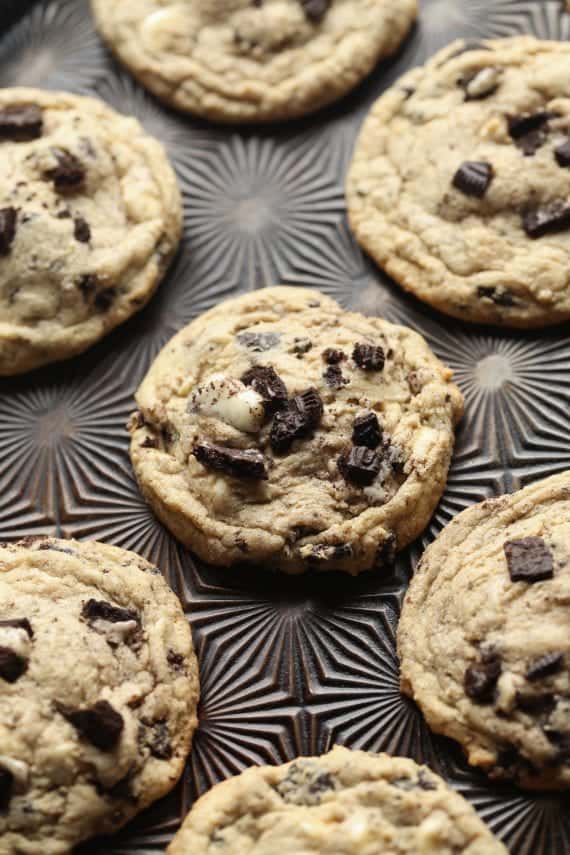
<box><xmin>0</xmin><ymin>0</ymin><xmax>569</xmax><ymax>852</ymax></box>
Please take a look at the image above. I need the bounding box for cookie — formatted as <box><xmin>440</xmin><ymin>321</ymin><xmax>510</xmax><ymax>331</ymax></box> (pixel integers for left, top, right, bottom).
<box><xmin>167</xmin><ymin>745</ymin><xmax>507</xmax><ymax>854</ymax></box>
<box><xmin>0</xmin><ymin>536</ymin><xmax>199</xmax><ymax>853</ymax></box>
<box><xmin>0</xmin><ymin>87</ymin><xmax>182</xmax><ymax>375</ymax></box>
<box><xmin>90</xmin><ymin>0</ymin><xmax>417</xmax><ymax>123</ymax></box>
<box><xmin>347</xmin><ymin>36</ymin><xmax>570</xmax><ymax>328</ymax></box>
<box><xmin>128</xmin><ymin>286</ymin><xmax>463</xmax><ymax>574</ymax></box>
<box><xmin>398</xmin><ymin>471</ymin><xmax>570</xmax><ymax>790</ymax></box>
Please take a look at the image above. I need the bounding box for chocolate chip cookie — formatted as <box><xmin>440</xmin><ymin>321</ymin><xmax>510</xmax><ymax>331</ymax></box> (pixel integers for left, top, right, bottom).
<box><xmin>398</xmin><ymin>471</ymin><xmax>570</xmax><ymax>789</ymax></box>
<box><xmin>0</xmin><ymin>536</ymin><xmax>199</xmax><ymax>853</ymax></box>
<box><xmin>347</xmin><ymin>37</ymin><xmax>570</xmax><ymax>328</ymax></box>
<box><xmin>90</xmin><ymin>0</ymin><xmax>417</xmax><ymax>123</ymax></box>
<box><xmin>167</xmin><ymin>745</ymin><xmax>507</xmax><ymax>854</ymax></box>
<box><xmin>0</xmin><ymin>88</ymin><xmax>181</xmax><ymax>375</ymax></box>
<box><xmin>129</xmin><ymin>286</ymin><xmax>463</xmax><ymax>574</ymax></box>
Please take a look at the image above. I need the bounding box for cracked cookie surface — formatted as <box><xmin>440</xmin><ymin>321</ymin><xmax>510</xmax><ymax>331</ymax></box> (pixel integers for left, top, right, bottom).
<box><xmin>129</xmin><ymin>286</ymin><xmax>462</xmax><ymax>574</ymax></box>
<box><xmin>90</xmin><ymin>0</ymin><xmax>417</xmax><ymax>122</ymax></box>
<box><xmin>167</xmin><ymin>745</ymin><xmax>507</xmax><ymax>854</ymax></box>
<box><xmin>0</xmin><ymin>536</ymin><xmax>199</xmax><ymax>854</ymax></box>
<box><xmin>0</xmin><ymin>87</ymin><xmax>181</xmax><ymax>375</ymax></box>
<box><xmin>398</xmin><ymin>471</ymin><xmax>570</xmax><ymax>789</ymax></box>
<box><xmin>347</xmin><ymin>37</ymin><xmax>570</xmax><ymax>328</ymax></box>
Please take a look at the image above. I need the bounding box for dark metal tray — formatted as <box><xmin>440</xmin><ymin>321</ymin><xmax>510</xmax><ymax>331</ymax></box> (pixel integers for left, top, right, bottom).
<box><xmin>0</xmin><ymin>0</ymin><xmax>569</xmax><ymax>852</ymax></box>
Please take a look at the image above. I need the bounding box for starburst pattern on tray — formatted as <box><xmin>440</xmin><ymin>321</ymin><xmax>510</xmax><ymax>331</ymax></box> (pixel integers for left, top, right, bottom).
<box><xmin>0</xmin><ymin>0</ymin><xmax>105</xmax><ymax>92</ymax></box>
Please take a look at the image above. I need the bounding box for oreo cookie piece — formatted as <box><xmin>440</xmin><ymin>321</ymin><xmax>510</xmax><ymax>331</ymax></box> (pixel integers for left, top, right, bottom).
<box><xmin>194</xmin><ymin>441</ymin><xmax>268</xmax><ymax>480</ymax></box>
<box><xmin>352</xmin><ymin>343</ymin><xmax>385</xmax><ymax>371</ymax></box>
<box><xmin>270</xmin><ymin>388</ymin><xmax>323</xmax><ymax>454</ymax></box>
<box><xmin>338</xmin><ymin>446</ymin><xmax>381</xmax><ymax>487</ymax></box>
<box><xmin>0</xmin><ymin>104</ymin><xmax>42</xmax><ymax>141</ymax></box>
<box><xmin>352</xmin><ymin>412</ymin><xmax>381</xmax><ymax>449</ymax></box>
<box><xmin>241</xmin><ymin>365</ymin><xmax>288</xmax><ymax>415</ymax></box>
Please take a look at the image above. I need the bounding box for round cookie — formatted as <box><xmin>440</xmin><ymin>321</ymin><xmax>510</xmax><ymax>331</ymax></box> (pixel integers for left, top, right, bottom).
<box><xmin>129</xmin><ymin>286</ymin><xmax>463</xmax><ymax>574</ymax></box>
<box><xmin>167</xmin><ymin>745</ymin><xmax>508</xmax><ymax>854</ymax></box>
<box><xmin>398</xmin><ymin>471</ymin><xmax>570</xmax><ymax>790</ymax></box>
<box><xmin>0</xmin><ymin>87</ymin><xmax>182</xmax><ymax>375</ymax></box>
<box><xmin>0</xmin><ymin>536</ymin><xmax>199</xmax><ymax>854</ymax></box>
<box><xmin>90</xmin><ymin>0</ymin><xmax>417</xmax><ymax>123</ymax></box>
<box><xmin>347</xmin><ymin>36</ymin><xmax>570</xmax><ymax>328</ymax></box>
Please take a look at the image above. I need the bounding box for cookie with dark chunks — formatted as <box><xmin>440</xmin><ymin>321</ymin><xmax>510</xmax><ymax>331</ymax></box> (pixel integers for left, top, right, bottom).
<box><xmin>90</xmin><ymin>0</ymin><xmax>417</xmax><ymax>123</ymax></box>
<box><xmin>167</xmin><ymin>746</ymin><xmax>507</xmax><ymax>854</ymax></box>
<box><xmin>399</xmin><ymin>471</ymin><xmax>570</xmax><ymax>789</ymax></box>
<box><xmin>0</xmin><ymin>87</ymin><xmax>181</xmax><ymax>375</ymax></box>
<box><xmin>129</xmin><ymin>286</ymin><xmax>462</xmax><ymax>575</ymax></box>
<box><xmin>0</xmin><ymin>537</ymin><xmax>199</xmax><ymax>853</ymax></box>
<box><xmin>347</xmin><ymin>36</ymin><xmax>570</xmax><ymax>328</ymax></box>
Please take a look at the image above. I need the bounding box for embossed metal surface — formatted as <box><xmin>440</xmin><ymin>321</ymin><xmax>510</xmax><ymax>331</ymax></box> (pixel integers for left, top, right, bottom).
<box><xmin>0</xmin><ymin>0</ymin><xmax>569</xmax><ymax>852</ymax></box>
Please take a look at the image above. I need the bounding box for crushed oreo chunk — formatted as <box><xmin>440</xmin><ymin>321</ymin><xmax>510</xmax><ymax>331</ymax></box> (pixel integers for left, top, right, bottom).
<box><xmin>81</xmin><ymin>599</ymin><xmax>140</xmax><ymax>627</ymax></box>
<box><xmin>515</xmin><ymin>692</ymin><xmax>556</xmax><ymax>715</ymax></box>
<box><xmin>0</xmin><ymin>648</ymin><xmax>27</xmax><ymax>684</ymax></box>
<box><xmin>140</xmin><ymin>719</ymin><xmax>172</xmax><ymax>760</ymax></box>
<box><xmin>44</xmin><ymin>148</ymin><xmax>86</xmax><ymax>190</ymax></box>
<box><xmin>194</xmin><ymin>441</ymin><xmax>268</xmax><ymax>480</ymax></box>
<box><xmin>392</xmin><ymin>769</ymin><xmax>437</xmax><ymax>791</ymax></box>
<box><xmin>464</xmin><ymin>652</ymin><xmax>501</xmax><ymax>704</ymax></box>
<box><xmin>291</xmin><ymin>337</ymin><xmax>313</xmax><ymax>356</ymax></box>
<box><xmin>270</xmin><ymin>388</ymin><xmax>323</xmax><ymax>454</ymax></box>
<box><xmin>0</xmin><ymin>768</ymin><xmax>13</xmax><ymax>811</ymax></box>
<box><xmin>277</xmin><ymin>761</ymin><xmax>335</xmax><ymax>805</ymax></box>
<box><xmin>508</xmin><ymin>112</ymin><xmax>554</xmax><ymax>156</ymax></box>
<box><xmin>555</xmin><ymin>139</ymin><xmax>570</xmax><ymax>168</ymax></box>
<box><xmin>241</xmin><ymin>365</ymin><xmax>288</xmax><ymax>415</ymax></box>
<box><xmin>322</xmin><ymin>348</ymin><xmax>345</xmax><ymax>364</ymax></box>
<box><xmin>58</xmin><ymin>700</ymin><xmax>124</xmax><ymax>751</ymax></box>
<box><xmin>523</xmin><ymin>203</ymin><xmax>570</xmax><ymax>239</ymax></box>
<box><xmin>338</xmin><ymin>446</ymin><xmax>381</xmax><ymax>487</ymax></box>
<box><xmin>73</xmin><ymin>216</ymin><xmax>91</xmax><ymax>243</ymax></box>
<box><xmin>300</xmin><ymin>0</ymin><xmax>331</xmax><ymax>22</ymax></box>
<box><xmin>0</xmin><ymin>207</ymin><xmax>17</xmax><ymax>256</ymax></box>
<box><xmin>237</xmin><ymin>331</ymin><xmax>280</xmax><ymax>352</ymax></box>
<box><xmin>78</xmin><ymin>273</ymin><xmax>98</xmax><ymax>299</ymax></box>
<box><xmin>526</xmin><ymin>652</ymin><xmax>563</xmax><ymax>682</ymax></box>
<box><xmin>0</xmin><ymin>618</ymin><xmax>33</xmax><ymax>638</ymax></box>
<box><xmin>0</xmin><ymin>105</ymin><xmax>42</xmax><ymax>141</ymax></box>
<box><xmin>376</xmin><ymin>532</ymin><xmax>397</xmax><ymax>569</ymax></box>
<box><xmin>167</xmin><ymin>649</ymin><xmax>185</xmax><ymax>671</ymax></box>
<box><xmin>323</xmin><ymin>364</ymin><xmax>348</xmax><ymax>389</ymax></box>
<box><xmin>477</xmin><ymin>286</ymin><xmax>515</xmax><ymax>307</ymax></box>
<box><xmin>352</xmin><ymin>411</ymin><xmax>381</xmax><ymax>449</ymax></box>
<box><xmin>504</xmin><ymin>537</ymin><xmax>554</xmax><ymax>583</ymax></box>
<box><xmin>304</xmin><ymin>543</ymin><xmax>353</xmax><ymax>564</ymax></box>
<box><xmin>352</xmin><ymin>342</ymin><xmax>385</xmax><ymax>371</ymax></box>
<box><xmin>452</xmin><ymin>161</ymin><xmax>494</xmax><ymax>198</ymax></box>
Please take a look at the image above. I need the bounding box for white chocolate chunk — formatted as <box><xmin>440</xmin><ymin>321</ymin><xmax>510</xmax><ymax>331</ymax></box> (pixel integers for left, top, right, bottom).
<box><xmin>188</xmin><ymin>374</ymin><xmax>265</xmax><ymax>433</ymax></box>
<box><xmin>417</xmin><ymin>811</ymin><xmax>449</xmax><ymax>851</ymax></box>
<box><xmin>140</xmin><ymin>6</ymin><xmax>187</xmax><ymax>52</ymax></box>
<box><xmin>464</xmin><ymin>67</ymin><xmax>502</xmax><ymax>99</ymax></box>
<box><xmin>0</xmin><ymin>627</ymin><xmax>31</xmax><ymax>659</ymax></box>
<box><xmin>0</xmin><ymin>756</ymin><xmax>29</xmax><ymax>790</ymax></box>
<box><xmin>92</xmin><ymin>619</ymin><xmax>139</xmax><ymax>645</ymax></box>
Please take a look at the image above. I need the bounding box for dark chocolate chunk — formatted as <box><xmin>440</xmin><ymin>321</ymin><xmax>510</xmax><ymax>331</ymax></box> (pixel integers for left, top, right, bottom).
<box><xmin>270</xmin><ymin>388</ymin><xmax>323</xmax><ymax>454</ymax></box>
<box><xmin>555</xmin><ymin>138</ymin><xmax>570</xmax><ymax>168</ymax></box>
<box><xmin>0</xmin><ymin>618</ymin><xmax>33</xmax><ymax>638</ymax></box>
<box><xmin>43</xmin><ymin>148</ymin><xmax>85</xmax><ymax>190</ymax></box>
<box><xmin>167</xmin><ymin>649</ymin><xmax>185</xmax><ymax>671</ymax></box>
<box><xmin>352</xmin><ymin>342</ymin><xmax>385</xmax><ymax>371</ymax></box>
<box><xmin>73</xmin><ymin>216</ymin><xmax>91</xmax><ymax>243</ymax></box>
<box><xmin>452</xmin><ymin>161</ymin><xmax>494</xmax><ymax>198</ymax></box>
<box><xmin>140</xmin><ymin>719</ymin><xmax>172</xmax><ymax>760</ymax></box>
<box><xmin>322</xmin><ymin>348</ymin><xmax>345</xmax><ymax>365</ymax></box>
<box><xmin>140</xmin><ymin>436</ymin><xmax>158</xmax><ymax>449</ymax></box>
<box><xmin>352</xmin><ymin>411</ymin><xmax>381</xmax><ymax>449</ymax></box>
<box><xmin>504</xmin><ymin>537</ymin><xmax>554</xmax><ymax>583</ymax></box>
<box><xmin>0</xmin><ymin>648</ymin><xmax>27</xmax><ymax>683</ymax></box>
<box><xmin>0</xmin><ymin>207</ymin><xmax>17</xmax><ymax>256</ymax></box>
<box><xmin>508</xmin><ymin>112</ymin><xmax>554</xmax><ymax>156</ymax></box>
<box><xmin>292</xmin><ymin>337</ymin><xmax>313</xmax><ymax>356</ymax></box>
<box><xmin>515</xmin><ymin>692</ymin><xmax>556</xmax><ymax>715</ymax></box>
<box><xmin>376</xmin><ymin>532</ymin><xmax>397</xmax><ymax>569</ymax></box>
<box><xmin>241</xmin><ymin>365</ymin><xmax>288</xmax><ymax>415</ymax></box>
<box><xmin>323</xmin><ymin>364</ymin><xmax>348</xmax><ymax>389</ymax></box>
<box><xmin>81</xmin><ymin>599</ymin><xmax>140</xmax><ymax>626</ymax></box>
<box><xmin>526</xmin><ymin>652</ymin><xmax>563</xmax><ymax>682</ymax></box>
<box><xmin>0</xmin><ymin>105</ymin><xmax>42</xmax><ymax>141</ymax></box>
<box><xmin>0</xmin><ymin>768</ymin><xmax>13</xmax><ymax>811</ymax></box>
<box><xmin>464</xmin><ymin>653</ymin><xmax>501</xmax><ymax>703</ymax></box>
<box><xmin>476</xmin><ymin>286</ymin><xmax>515</xmax><ymax>307</ymax></box>
<box><xmin>237</xmin><ymin>330</ymin><xmax>280</xmax><ymax>352</ymax></box>
<box><xmin>338</xmin><ymin>446</ymin><xmax>381</xmax><ymax>487</ymax></box>
<box><xmin>305</xmin><ymin>543</ymin><xmax>353</xmax><ymax>563</ymax></box>
<box><xmin>523</xmin><ymin>203</ymin><xmax>570</xmax><ymax>239</ymax></box>
<box><xmin>58</xmin><ymin>700</ymin><xmax>124</xmax><ymax>751</ymax></box>
<box><xmin>194</xmin><ymin>441</ymin><xmax>268</xmax><ymax>480</ymax></box>
<box><xmin>94</xmin><ymin>288</ymin><xmax>117</xmax><ymax>312</ymax></box>
<box><xmin>300</xmin><ymin>0</ymin><xmax>330</xmax><ymax>22</ymax></box>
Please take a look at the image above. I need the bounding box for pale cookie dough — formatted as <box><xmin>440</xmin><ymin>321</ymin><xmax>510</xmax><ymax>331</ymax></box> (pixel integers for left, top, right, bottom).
<box><xmin>0</xmin><ymin>88</ymin><xmax>182</xmax><ymax>375</ymax></box>
<box><xmin>0</xmin><ymin>536</ymin><xmax>199</xmax><ymax>854</ymax></box>
<box><xmin>399</xmin><ymin>471</ymin><xmax>570</xmax><ymax>790</ymax></box>
<box><xmin>90</xmin><ymin>0</ymin><xmax>417</xmax><ymax>123</ymax></box>
<box><xmin>167</xmin><ymin>746</ymin><xmax>508</xmax><ymax>854</ymax></box>
<box><xmin>129</xmin><ymin>286</ymin><xmax>463</xmax><ymax>574</ymax></box>
<box><xmin>347</xmin><ymin>36</ymin><xmax>570</xmax><ymax>328</ymax></box>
